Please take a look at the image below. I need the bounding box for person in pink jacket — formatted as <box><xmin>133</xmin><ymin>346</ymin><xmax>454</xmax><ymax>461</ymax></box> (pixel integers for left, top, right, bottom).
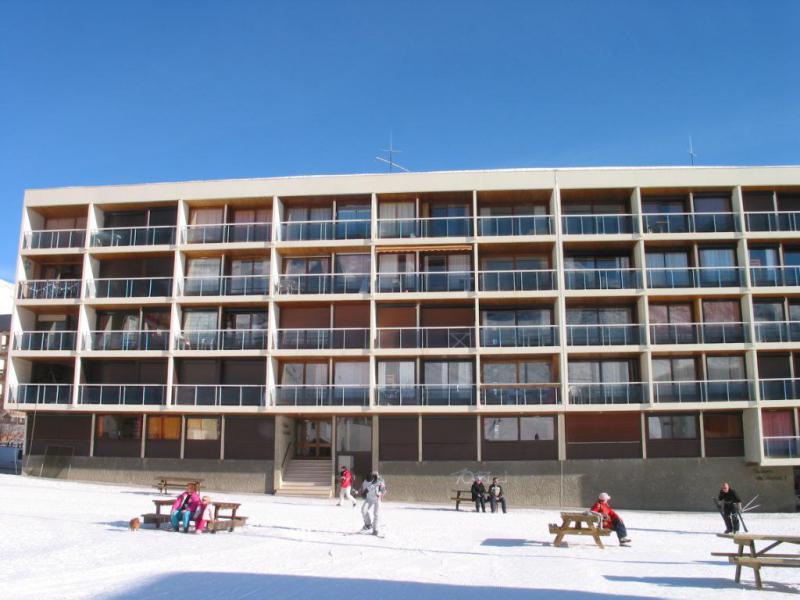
<box><xmin>170</xmin><ymin>484</ymin><xmax>200</xmax><ymax>533</ymax></box>
<box><xmin>194</xmin><ymin>496</ymin><xmax>214</xmax><ymax>534</ymax></box>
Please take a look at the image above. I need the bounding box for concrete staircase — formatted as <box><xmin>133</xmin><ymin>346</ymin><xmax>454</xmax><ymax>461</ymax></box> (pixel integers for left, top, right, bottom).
<box><xmin>276</xmin><ymin>459</ymin><xmax>333</xmax><ymax>498</ymax></box>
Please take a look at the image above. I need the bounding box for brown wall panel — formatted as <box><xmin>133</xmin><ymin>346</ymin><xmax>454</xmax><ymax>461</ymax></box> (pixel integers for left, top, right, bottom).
<box><xmin>225</xmin><ymin>416</ymin><xmax>275</xmax><ymax>460</ymax></box>
<box><xmin>93</xmin><ymin>439</ymin><xmax>141</xmax><ymax>458</ymax></box>
<box><xmin>705</xmin><ymin>439</ymin><xmax>744</xmax><ymax>457</ymax></box>
<box><xmin>280</xmin><ymin>306</ymin><xmax>330</xmax><ymax>328</ymax></box>
<box><xmin>379</xmin><ymin>416</ymin><xmax>418</xmax><ymax>461</ymax></box>
<box><xmin>482</xmin><ymin>440</ymin><xmax>558</xmax><ymax>461</ymax></box>
<box><xmin>646</xmin><ymin>439</ymin><xmax>701</xmax><ymax>458</ymax></box>
<box><xmin>565</xmin><ymin>413</ymin><xmax>641</xmax><ymax>443</ymax></box>
<box><xmin>377</xmin><ymin>306</ymin><xmax>416</xmax><ymax>328</ymax></box>
<box><xmin>176</xmin><ymin>359</ymin><xmax>220</xmax><ymax>385</ymax></box>
<box><xmin>184</xmin><ymin>440</ymin><xmax>221</xmax><ymax>460</ymax></box>
<box><xmin>145</xmin><ymin>439</ymin><xmax>180</xmax><ymax>459</ymax></box>
<box><xmin>334</xmin><ymin>303</ymin><xmax>369</xmax><ymax>327</ymax></box>
<box><xmin>422</xmin><ymin>416</ymin><xmax>476</xmax><ymax>461</ymax></box>
<box><xmin>26</xmin><ymin>414</ymin><xmax>92</xmax><ymax>456</ymax></box>
<box><xmin>221</xmin><ymin>360</ymin><xmax>266</xmax><ymax>385</ymax></box>
<box><xmin>420</xmin><ymin>306</ymin><xmax>473</xmax><ymax>327</ymax></box>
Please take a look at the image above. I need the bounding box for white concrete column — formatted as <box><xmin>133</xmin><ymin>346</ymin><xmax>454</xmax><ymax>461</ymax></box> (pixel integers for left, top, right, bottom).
<box><xmin>640</xmin><ymin>413</ymin><xmax>647</xmax><ymax>459</ymax></box>
<box><xmin>141</xmin><ymin>414</ymin><xmax>147</xmax><ymax>458</ymax></box>
<box><xmin>698</xmin><ymin>412</ymin><xmax>706</xmax><ymax>458</ymax></box>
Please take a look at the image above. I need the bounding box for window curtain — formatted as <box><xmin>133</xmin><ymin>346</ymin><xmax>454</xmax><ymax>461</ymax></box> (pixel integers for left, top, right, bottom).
<box><xmin>762</xmin><ymin>411</ymin><xmax>795</xmax><ymax>437</ymax></box>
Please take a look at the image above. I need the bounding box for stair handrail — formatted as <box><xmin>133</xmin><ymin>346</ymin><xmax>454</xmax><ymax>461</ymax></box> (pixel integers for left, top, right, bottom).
<box><xmin>280</xmin><ymin>440</ymin><xmax>293</xmax><ymax>471</ymax></box>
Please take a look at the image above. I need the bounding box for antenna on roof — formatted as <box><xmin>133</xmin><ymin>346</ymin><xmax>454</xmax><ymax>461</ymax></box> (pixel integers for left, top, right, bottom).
<box><xmin>688</xmin><ymin>135</ymin><xmax>697</xmax><ymax>166</ymax></box>
<box><xmin>376</xmin><ymin>132</ymin><xmax>409</xmax><ymax>173</ymax></box>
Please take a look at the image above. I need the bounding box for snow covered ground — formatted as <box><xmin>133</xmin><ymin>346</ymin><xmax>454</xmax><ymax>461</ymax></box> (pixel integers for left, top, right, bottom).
<box><xmin>0</xmin><ymin>474</ymin><xmax>797</xmax><ymax>599</ymax></box>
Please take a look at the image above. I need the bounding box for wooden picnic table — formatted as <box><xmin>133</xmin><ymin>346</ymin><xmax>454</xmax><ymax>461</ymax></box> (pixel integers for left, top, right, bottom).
<box><xmin>549</xmin><ymin>511</ymin><xmax>611</xmax><ymax>549</ymax></box>
<box><xmin>143</xmin><ymin>499</ymin><xmax>247</xmax><ymax>533</ymax></box>
<box><xmin>154</xmin><ymin>476</ymin><xmax>204</xmax><ymax>495</ymax></box>
<box><xmin>713</xmin><ymin>533</ymin><xmax>800</xmax><ymax>589</ymax></box>
<box><xmin>450</xmin><ymin>489</ymin><xmax>472</xmax><ymax>511</ymax></box>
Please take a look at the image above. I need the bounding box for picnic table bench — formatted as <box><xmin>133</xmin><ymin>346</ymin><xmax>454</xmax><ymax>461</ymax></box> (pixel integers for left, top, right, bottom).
<box><xmin>713</xmin><ymin>533</ymin><xmax>800</xmax><ymax>589</ymax></box>
<box><xmin>142</xmin><ymin>499</ymin><xmax>247</xmax><ymax>533</ymax></box>
<box><xmin>154</xmin><ymin>476</ymin><xmax>204</xmax><ymax>495</ymax></box>
<box><xmin>450</xmin><ymin>489</ymin><xmax>472</xmax><ymax>511</ymax></box>
<box><xmin>549</xmin><ymin>511</ymin><xmax>611</xmax><ymax>549</ymax></box>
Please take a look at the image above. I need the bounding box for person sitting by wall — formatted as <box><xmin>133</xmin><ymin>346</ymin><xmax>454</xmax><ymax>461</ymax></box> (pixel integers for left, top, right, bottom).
<box><xmin>471</xmin><ymin>476</ymin><xmax>487</xmax><ymax>513</ymax></box>
<box><xmin>488</xmin><ymin>477</ymin><xmax>507</xmax><ymax>514</ymax></box>
<box><xmin>170</xmin><ymin>483</ymin><xmax>200</xmax><ymax>533</ymax></box>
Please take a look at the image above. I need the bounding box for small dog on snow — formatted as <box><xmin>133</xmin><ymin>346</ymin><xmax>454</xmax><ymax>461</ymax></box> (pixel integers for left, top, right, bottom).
<box><xmin>129</xmin><ymin>517</ymin><xmax>141</xmax><ymax>532</ymax></box>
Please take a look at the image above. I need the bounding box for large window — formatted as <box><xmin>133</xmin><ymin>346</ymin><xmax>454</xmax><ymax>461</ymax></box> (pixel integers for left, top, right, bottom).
<box><xmin>648</xmin><ymin>415</ymin><xmax>697</xmax><ymax>439</ymax></box>
<box><xmin>96</xmin><ymin>415</ymin><xmax>142</xmax><ymax>440</ymax></box>
<box><xmin>652</xmin><ymin>358</ymin><xmax>696</xmax><ymax>382</ymax></box>
<box><xmin>336</xmin><ymin>417</ymin><xmax>371</xmax><ymax>452</ymax></box>
<box><xmin>568</xmin><ymin>360</ymin><xmax>633</xmax><ymax>383</ymax></box>
<box><xmin>706</xmin><ymin>355</ymin><xmax>745</xmax><ymax>380</ymax></box>
<box><xmin>483</xmin><ymin>416</ymin><xmax>555</xmax><ymax>441</ymax></box>
<box><xmin>705</xmin><ymin>413</ymin><xmax>743</xmax><ymax>439</ymax></box>
<box><xmin>482</xmin><ymin>361</ymin><xmax>551</xmax><ymax>384</ymax></box>
<box><xmin>147</xmin><ymin>416</ymin><xmax>181</xmax><ymax>440</ymax></box>
<box><xmin>186</xmin><ymin>417</ymin><xmax>219</xmax><ymax>441</ymax></box>
<box><xmin>281</xmin><ymin>362</ymin><xmax>328</xmax><ymax>385</ymax></box>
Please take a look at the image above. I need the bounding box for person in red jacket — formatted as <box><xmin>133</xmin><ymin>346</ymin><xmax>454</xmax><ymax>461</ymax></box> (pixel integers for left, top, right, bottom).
<box><xmin>590</xmin><ymin>492</ymin><xmax>631</xmax><ymax>545</ymax></box>
<box><xmin>337</xmin><ymin>466</ymin><xmax>357</xmax><ymax>507</ymax></box>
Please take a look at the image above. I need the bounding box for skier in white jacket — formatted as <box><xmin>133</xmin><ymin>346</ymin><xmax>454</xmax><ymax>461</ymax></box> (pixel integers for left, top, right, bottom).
<box><xmin>360</xmin><ymin>471</ymin><xmax>386</xmax><ymax>536</ymax></box>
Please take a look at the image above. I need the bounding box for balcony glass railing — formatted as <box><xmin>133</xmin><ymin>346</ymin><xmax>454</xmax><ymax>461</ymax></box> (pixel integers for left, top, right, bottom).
<box><xmin>562</xmin><ymin>214</ymin><xmax>637</xmax><ymax>235</ymax></box>
<box><xmin>89</xmin><ymin>277</ymin><xmax>173</xmax><ymax>298</ymax></box>
<box><xmin>274</xmin><ymin>385</ymin><xmax>369</xmax><ymax>406</ymax></box>
<box><xmin>646</xmin><ymin>266</ymin><xmax>743</xmax><ymax>288</ymax></box>
<box><xmin>744</xmin><ymin>211</ymin><xmax>800</xmax><ymax>233</ymax></box>
<box><xmin>481</xmin><ymin>385</ymin><xmax>560</xmax><ymax>405</ymax></box>
<box><xmin>91</xmin><ymin>225</ymin><xmax>176</xmax><ymax>247</ymax></box>
<box><xmin>181</xmin><ymin>275</ymin><xmax>269</xmax><ymax>296</ymax></box>
<box><xmin>276</xmin><ymin>273</ymin><xmax>370</xmax><ymax>295</ymax></box>
<box><xmin>649</xmin><ymin>322</ymin><xmax>748</xmax><ymax>345</ymax></box>
<box><xmin>377</xmin><ymin>216</ymin><xmax>473</xmax><ymax>239</ymax></box>
<box><xmin>377</xmin><ymin>271</ymin><xmax>474</xmax><ymax>293</ymax></box>
<box><xmin>376</xmin><ymin>326</ymin><xmax>474</xmax><ymax>349</ymax></box>
<box><xmin>477</xmin><ymin>215</ymin><xmax>552</xmax><ymax>236</ymax></box>
<box><xmin>173</xmin><ymin>384</ymin><xmax>266</xmax><ymax>407</ymax></box>
<box><xmin>18</xmin><ymin>279</ymin><xmax>81</xmax><ymax>300</ymax></box>
<box><xmin>564</xmin><ymin>268</ymin><xmax>641</xmax><ymax>290</ymax></box>
<box><xmin>183</xmin><ymin>222</ymin><xmax>271</xmax><ymax>244</ymax></box>
<box><xmin>749</xmin><ymin>266</ymin><xmax>800</xmax><ymax>287</ymax></box>
<box><xmin>78</xmin><ymin>384</ymin><xmax>167</xmax><ymax>405</ymax></box>
<box><xmin>12</xmin><ymin>383</ymin><xmax>73</xmax><ymax>404</ymax></box>
<box><xmin>15</xmin><ymin>331</ymin><xmax>76</xmax><ymax>351</ymax></box>
<box><xmin>568</xmin><ymin>382</ymin><xmax>646</xmax><ymax>404</ymax></box>
<box><xmin>24</xmin><ymin>229</ymin><xmax>86</xmax><ymax>249</ymax></box>
<box><xmin>479</xmin><ymin>325</ymin><xmax>557</xmax><ymax>347</ymax></box>
<box><xmin>175</xmin><ymin>329</ymin><xmax>268</xmax><ymax>351</ymax></box>
<box><xmin>85</xmin><ymin>330</ymin><xmax>169</xmax><ymax>351</ymax></box>
<box><xmin>759</xmin><ymin>378</ymin><xmax>800</xmax><ymax>401</ymax></box>
<box><xmin>478</xmin><ymin>270</ymin><xmax>556</xmax><ymax>292</ymax></box>
<box><xmin>281</xmin><ymin>219</ymin><xmax>371</xmax><ymax>241</ymax></box>
<box><xmin>763</xmin><ymin>436</ymin><xmax>800</xmax><ymax>459</ymax></box>
<box><xmin>754</xmin><ymin>321</ymin><xmax>800</xmax><ymax>343</ymax></box>
<box><xmin>642</xmin><ymin>212</ymin><xmax>738</xmax><ymax>234</ymax></box>
<box><xmin>376</xmin><ymin>384</ymin><xmax>475</xmax><ymax>406</ymax></box>
<box><xmin>653</xmin><ymin>379</ymin><xmax>752</xmax><ymax>403</ymax></box>
<box><xmin>275</xmin><ymin>328</ymin><xmax>369</xmax><ymax>350</ymax></box>
<box><xmin>567</xmin><ymin>324</ymin><xmax>643</xmax><ymax>346</ymax></box>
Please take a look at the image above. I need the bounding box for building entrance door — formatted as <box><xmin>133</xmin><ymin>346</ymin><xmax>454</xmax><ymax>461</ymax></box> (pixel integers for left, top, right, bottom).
<box><xmin>295</xmin><ymin>418</ymin><xmax>332</xmax><ymax>458</ymax></box>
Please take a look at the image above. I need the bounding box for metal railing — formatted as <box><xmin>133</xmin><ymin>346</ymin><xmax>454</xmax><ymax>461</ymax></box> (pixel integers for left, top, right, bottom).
<box><xmin>15</xmin><ymin>331</ymin><xmax>76</xmax><ymax>351</ymax></box>
<box><xmin>568</xmin><ymin>382</ymin><xmax>647</xmax><ymax>404</ymax></box>
<box><xmin>478</xmin><ymin>269</ymin><xmax>556</xmax><ymax>292</ymax></box>
<box><xmin>479</xmin><ymin>325</ymin><xmax>557</xmax><ymax>347</ymax></box>
<box><xmin>85</xmin><ymin>330</ymin><xmax>169</xmax><ymax>351</ymax></box>
<box><xmin>646</xmin><ymin>266</ymin><xmax>744</xmax><ymax>288</ymax></box>
<box><xmin>175</xmin><ymin>329</ymin><xmax>268</xmax><ymax>351</ymax></box>
<box><xmin>376</xmin><ymin>326</ymin><xmax>474</xmax><ymax>349</ymax></box>
<box><xmin>744</xmin><ymin>211</ymin><xmax>800</xmax><ymax>233</ymax></box>
<box><xmin>566</xmin><ymin>323</ymin><xmax>643</xmax><ymax>346</ymax></box>
<box><xmin>280</xmin><ymin>219</ymin><xmax>371</xmax><ymax>241</ymax></box>
<box><xmin>653</xmin><ymin>379</ymin><xmax>752</xmax><ymax>403</ymax></box>
<box><xmin>481</xmin><ymin>385</ymin><xmax>560</xmax><ymax>405</ymax></box>
<box><xmin>562</xmin><ymin>214</ymin><xmax>637</xmax><ymax>235</ymax></box>
<box><xmin>273</xmin><ymin>385</ymin><xmax>369</xmax><ymax>406</ymax></box>
<box><xmin>91</xmin><ymin>225</ymin><xmax>176</xmax><ymax>247</ymax></box>
<box><xmin>377</xmin><ymin>216</ymin><xmax>473</xmax><ymax>238</ymax></box>
<box><xmin>12</xmin><ymin>383</ymin><xmax>73</xmax><ymax>404</ymax></box>
<box><xmin>754</xmin><ymin>320</ymin><xmax>800</xmax><ymax>343</ymax></box>
<box><xmin>642</xmin><ymin>212</ymin><xmax>738</xmax><ymax>234</ymax></box>
<box><xmin>18</xmin><ymin>279</ymin><xmax>81</xmax><ymax>300</ymax></box>
<box><xmin>78</xmin><ymin>384</ymin><xmax>167</xmax><ymax>405</ymax></box>
<box><xmin>759</xmin><ymin>378</ymin><xmax>800</xmax><ymax>401</ymax></box>
<box><xmin>180</xmin><ymin>274</ymin><xmax>269</xmax><ymax>296</ymax></box>
<box><xmin>564</xmin><ymin>268</ymin><xmax>641</xmax><ymax>290</ymax></box>
<box><xmin>88</xmin><ymin>277</ymin><xmax>173</xmax><ymax>298</ymax></box>
<box><xmin>376</xmin><ymin>271</ymin><xmax>474</xmax><ymax>293</ymax></box>
<box><xmin>24</xmin><ymin>229</ymin><xmax>85</xmax><ymax>249</ymax></box>
<box><xmin>476</xmin><ymin>215</ymin><xmax>553</xmax><ymax>236</ymax></box>
<box><xmin>274</xmin><ymin>328</ymin><xmax>369</xmax><ymax>350</ymax></box>
<box><xmin>275</xmin><ymin>273</ymin><xmax>370</xmax><ymax>294</ymax></box>
<box><xmin>749</xmin><ymin>266</ymin><xmax>800</xmax><ymax>287</ymax></box>
<box><xmin>376</xmin><ymin>384</ymin><xmax>475</xmax><ymax>406</ymax></box>
<box><xmin>763</xmin><ymin>436</ymin><xmax>800</xmax><ymax>459</ymax></box>
<box><xmin>183</xmin><ymin>222</ymin><xmax>271</xmax><ymax>244</ymax></box>
<box><xmin>649</xmin><ymin>322</ymin><xmax>748</xmax><ymax>345</ymax></box>
<box><xmin>173</xmin><ymin>384</ymin><xmax>267</xmax><ymax>407</ymax></box>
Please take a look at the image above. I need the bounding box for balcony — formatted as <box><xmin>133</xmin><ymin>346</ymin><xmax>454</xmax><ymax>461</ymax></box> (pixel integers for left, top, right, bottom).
<box><xmin>478</xmin><ymin>269</ymin><xmax>556</xmax><ymax>292</ymax></box>
<box><xmin>646</xmin><ymin>267</ymin><xmax>743</xmax><ymax>289</ymax></box>
<box><xmin>763</xmin><ymin>436</ymin><xmax>800</xmax><ymax>459</ymax></box>
<box><xmin>649</xmin><ymin>322</ymin><xmax>748</xmax><ymax>345</ymax></box>
<box><xmin>477</xmin><ymin>215</ymin><xmax>552</xmax><ymax>236</ymax></box>
<box><xmin>376</xmin><ymin>384</ymin><xmax>475</xmax><ymax>406</ymax></box>
<box><xmin>273</xmin><ymin>385</ymin><xmax>369</xmax><ymax>406</ymax></box>
<box><xmin>91</xmin><ymin>225</ymin><xmax>176</xmax><ymax>247</ymax></box>
<box><xmin>85</xmin><ymin>330</ymin><xmax>169</xmax><ymax>351</ymax></box>
<box><xmin>24</xmin><ymin>229</ymin><xmax>86</xmax><ymax>250</ymax></box>
<box><xmin>744</xmin><ymin>211</ymin><xmax>800</xmax><ymax>233</ymax></box>
<box><xmin>759</xmin><ymin>378</ymin><xmax>800</xmax><ymax>401</ymax></box>
<box><xmin>12</xmin><ymin>383</ymin><xmax>73</xmax><ymax>404</ymax></box>
<box><xmin>175</xmin><ymin>329</ymin><xmax>268</xmax><ymax>351</ymax></box>
<box><xmin>274</xmin><ymin>328</ymin><xmax>369</xmax><ymax>350</ymax></box>
<box><xmin>276</xmin><ymin>273</ymin><xmax>370</xmax><ymax>295</ymax></box>
<box><xmin>562</xmin><ymin>214</ymin><xmax>637</xmax><ymax>235</ymax></box>
<box><xmin>377</xmin><ymin>271</ymin><xmax>473</xmax><ymax>293</ymax></box>
<box><xmin>564</xmin><ymin>268</ymin><xmax>641</xmax><ymax>290</ymax></box>
<box><xmin>173</xmin><ymin>384</ymin><xmax>266</xmax><ymax>407</ymax></box>
<box><xmin>566</xmin><ymin>324</ymin><xmax>643</xmax><ymax>346</ymax></box>
<box><xmin>376</xmin><ymin>327</ymin><xmax>474</xmax><ymax>349</ymax></box>
<box><xmin>481</xmin><ymin>385</ymin><xmax>560</xmax><ymax>405</ymax></box>
<box><xmin>78</xmin><ymin>384</ymin><xmax>167</xmax><ymax>405</ymax></box>
<box><xmin>280</xmin><ymin>219</ymin><xmax>370</xmax><ymax>241</ymax></box>
<box><xmin>652</xmin><ymin>380</ymin><xmax>752</xmax><ymax>403</ymax></box>
<box><xmin>479</xmin><ymin>325</ymin><xmax>557</xmax><ymax>347</ymax></box>
<box><xmin>750</xmin><ymin>266</ymin><xmax>800</xmax><ymax>287</ymax></box>
<box><xmin>181</xmin><ymin>275</ymin><xmax>269</xmax><ymax>297</ymax></box>
<box><xmin>642</xmin><ymin>212</ymin><xmax>738</xmax><ymax>234</ymax></box>
<box><xmin>754</xmin><ymin>321</ymin><xmax>800</xmax><ymax>343</ymax></box>
<box><xmin>18</xmin><ymin>279</ymin><xmax>81</xmax><ymax>301</ymax></box>
<box><xmin>88</xmin><ymin>277</ymin><xmax>173</xmax><ymax>298</ymax></box>
<box><xmin>14</xmin><ymin>331</ymin><xmax>76</xmax><ymax>351</ymax></box>
<box><xmin>568</xmin><ymin>382</ymin><xmax>646</xmax><ymax>404</ymax></box>
<box><xmin>183</xmin><ymin>222</ymin><xmax>271</xmax><ymax>244</ymax></box>
<box><xmin>377</xmin><ymin>216</ymin><xmax>472</xmax><ymax>239</ymax></box>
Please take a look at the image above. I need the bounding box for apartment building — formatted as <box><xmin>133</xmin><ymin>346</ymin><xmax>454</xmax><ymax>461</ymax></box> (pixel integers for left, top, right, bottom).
<box><xmin>7</xmin><ymin>166</ymin><xmax>800</xmax><ymax>510</ymax></box>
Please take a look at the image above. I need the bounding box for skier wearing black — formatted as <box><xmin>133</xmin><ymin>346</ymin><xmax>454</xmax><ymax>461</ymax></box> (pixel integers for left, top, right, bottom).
<box><xmin>470</xmin><ymin>477</ymin><xmax>487</xmax><ymax>513</ymax></box>
<box><xmin>717</xmin><ymin>482</ymin><xmax>742</xmax><ymax>534</ymax></box>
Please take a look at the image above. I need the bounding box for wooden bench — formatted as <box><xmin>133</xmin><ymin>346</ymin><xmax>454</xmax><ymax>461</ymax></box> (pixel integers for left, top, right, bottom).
<box><xmin>714</xmin><ymin>533</ymin><xmax>800</xmax><ymax>589</ymax></box>
<box><xmin>450</xmin><ymin>489</ymin><xmax>472</xmax><ymax>511</ymax></box>
<box><xmin>154</xmin><ymin>477</ymin><xmax>204</xmax><ymax>495</ymax></box>
<box><xmin>549</xmin><ymin>511</ymin><xmax>611</xmax><ymax>549</ymax></box>
<box><xmin>142</xmin><ymin>499</ymin><xmax>246</xmax><ymax>533</ymax></box>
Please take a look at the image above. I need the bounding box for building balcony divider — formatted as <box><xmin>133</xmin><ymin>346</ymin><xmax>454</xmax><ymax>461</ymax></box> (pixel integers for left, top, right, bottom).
<box><xmin>568</xmin><ymin>382</ymin><xmax>647</xmax><ymax>405</ymax></box>
<box><xmin>175</xmin><ymin>329</ymin><xmax>268</xmax><ymax>351</ymax></box>
<box><xmin>763</xmin><ymin>436</ymin><xmax>800</xmax><ymax>459</ymax></box>
<box><xmin>377</xmin><ymin>216</ymin><xmax>473</xmax><ymax>239</ymax></box>
<box><xmin>566</xmin><ymin>323</ymin><xmax>643</xmax><ymax>346</ymax></box>
<box><xmin>476</xmin><ymin>215</ymin><xmax>553</xmax><ymax>236</ymax></box>
<box><xmin>15</xmin><ymin>330</ymin><xmax>77</xmax><ymax>351</ymax></box>
<box><xmin>90</xmin><ymin>225</ymin><xmax>176</xmax><ymax>247</ymax></box>
<box><xmin>276</xmin><ymin>273</ymin><xmax>370</xmax><ymax>295</ymax></box>
<box><xmin>183</xmin><ymin>222</ymin><xmax>271</xmax><ymax>244</ymax></box>
<box><xmin>750</xmin><ymin>266</ymin><xmax>800</xmax><ymax>287</ymax></box>
<box><xmin>376</xmin><ymin>271</ymin><xmax>474</xmax><ymax>293</ymax></box>
<box><xmin>479</xmin><ymin>325</ymin><xmax>557</xmax><ymax>347</ymax></box>
<box><xmin>173</xmin><ymin>384</ymin><xmax>267</xmax><ymax>407</ymax></box>
<box><xmin>642</xmin><ymin>212</ymin><xmax>738</xmax><ymax>234</ymax></box>
<box><xmin>273</xmin><ymin>384</ymin><xmax>369</xmax><ymax>407</ymax></box>
<box><xmin>24</xmin><ymin>229</ymin><xmax>86</xmax><ymax>250</ymax></box>
<box><xmin>649</xmin><ymin>322</ymin><xmax>748</xmax><ymax>345</ymax></box>
<box><xmin>88</xmin><ymin>277</ymin><xmax>173</xmax><ymax>298</ymax></box>
<box><xmin>754</xmin><ymin>320</ymin><xmax>800</xmax><ymax>343</ymax></box>
<box><xmin>744</xmin><ymin>211</ymin><xmax>800</xmax><ymax>233</ymax></box>
<box><xmin>376</xmin><ymin>326</ymin><xmax>474</xmax><ymax>349</ymax></box>
<box><xmin>653</xmin><ymin>379</ymin><xmax>753</xmax><ymax>403</ymax></box>
<box><xmin>12</xmin><ymin>383</ymin><xmax>73</xmax><ymax>405</ymax></box>
<box><xmin>480</xmin><ymin>385</ymin><xmax>560</xmax><ymax>405</ymax></box>
<box><xmin>562</xmin><ymin>214</ymin><xmax>638</xmax><ymax>235</ymax></box>
<box><xmin>759</xmin><ymin>378</ymin><xmax>800</xmax><ymax>401</ymax></box>
<box><xmin>564</xmin><ymin>268</ymin><xmax>641</xmax><ymax>290</ymax></box>
<box><xmin>275</xmin><ymin>328</ymin><xmax>369</xmax><ymax>350</ymax></box>
<box><xmin>84</xmin><ymin>329</ymin><xmax>169</xmax><ymax>351</ymax></box>
<box><xmin>478</xmin><ymin>269</ymin><xmax>555</xmax><ymax>292</ymax></box>
<box><xmin>280</xmin><ymin>219</ymin><xmax>371</xmax><ymax>241</ymax></box>
<box><xmin>646</xmin><ymin>266</ymin><xmax>744</xmax><ymax>289</ymax></box>
<box><xmin>18</xmin><ymin>279</ymin><xmax>82</xmax><ymax>300</ymax></box>
<box><xmin>180</xmin><ymin>274</ymin><xmax>269</xmax><ymax>296</ymax></box>
<box><xmin>376</xmin><ymin>384</ymin><xmax>475</xmax><ymax>406</ymax></box>
<box><xmin>78</xmin><ymin>384</ymin><xmax>167</xmax><ymax>405</ymax></box>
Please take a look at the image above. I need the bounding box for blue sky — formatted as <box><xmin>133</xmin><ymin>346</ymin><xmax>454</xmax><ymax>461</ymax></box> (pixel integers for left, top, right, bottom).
<box><xmin>1</xmin><ymin>1</ymin><xmax>799</xmax><ymax>279</ymax></box>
